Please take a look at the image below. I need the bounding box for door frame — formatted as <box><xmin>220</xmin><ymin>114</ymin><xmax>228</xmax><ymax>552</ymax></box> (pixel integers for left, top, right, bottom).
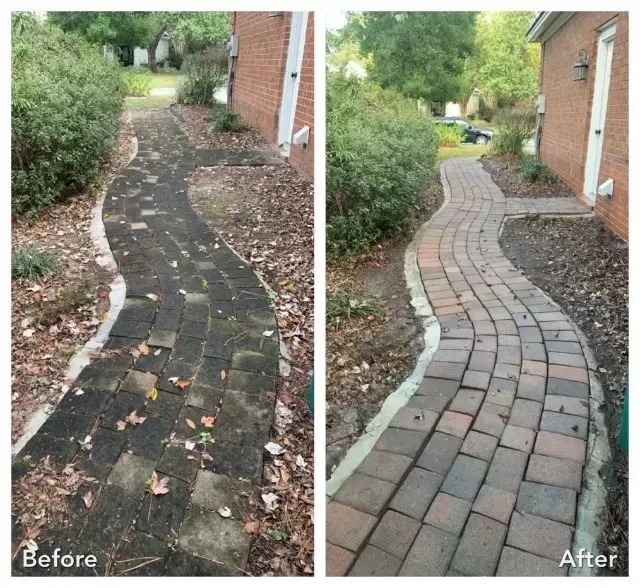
<box><xmin>583</xmin><ymin>21</ymin><xmax>616</xmax><ymax>203</ymax></box>
<box><xmin>278</xmin><ymin>12</ymin><xmax>308</xmax><ymax>150</ymax></box>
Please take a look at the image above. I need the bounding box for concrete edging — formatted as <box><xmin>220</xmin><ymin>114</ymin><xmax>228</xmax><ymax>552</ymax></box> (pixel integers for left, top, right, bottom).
<box><xmin>12</xmin><ymin>129</ymin><xmax>138</xmax><ymax>457</ymax></box>
<box><xmin>326</xmin><ymin>164</ymin><xmax>451</xmax><ymax>497</ymax></box>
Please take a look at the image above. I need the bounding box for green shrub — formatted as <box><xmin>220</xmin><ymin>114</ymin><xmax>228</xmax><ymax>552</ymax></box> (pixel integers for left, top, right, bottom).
<box><xmin>121</xmin><ymin>69</ymin><xmax>152</xmax><ymax>97</ymax></box>
<box><xmin>327</xmin><ymin>75</ymin><xmax>438</xmax><ymax>261</ymax></box>
<box><xmin>435</xmin><ymin>124</ymin><xmax>464</xmax><ymax>148</ymax></box>
<box><xmin>11</xmin><ymin>21</ymin><xmax>123</xmax><ymax>217</ymax></box>
<box><xmin>210</xmin><ymin>103</ymin><xmax>247</xmax><ymax>132</ymax></box>
<box><xmin>491</xmin><ymin>108</ymin><xmax>536</xmax><ymax>156</ymax></box>
<box><xmin>12</xmin><ymin>245</ymin><xmax>58</xmax><ymax>283</ymax></box>
<box><xmin>520</xmin><ymin>156</ymin><xmax>555</xmax><ymax>184</ymax></box>
<box><xmin>176</xmin><ymin>46</ymin><xmax>227</xmax><ymax>106</ymax></box>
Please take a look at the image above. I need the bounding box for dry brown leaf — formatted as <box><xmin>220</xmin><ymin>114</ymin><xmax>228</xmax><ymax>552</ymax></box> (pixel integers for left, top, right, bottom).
<box><xmin>175</xmin><ymin>377</ymin><xmax>191</xmax><ymax>390</ymax></box>
<box><xmin>220</xmin><ymin>370</ymin><xmax>227</xmax><ymax>382</ymax></box>
<box><xmin>82</xmin><ymin>491</ymin><xmax>93</xmax><ymax>509</ymax></box>
<box><xmin>185</xmin><ymin>418</ymin><xmax>196</xmax><ymax>430</ymax></box>
<box><xmin>201</xmin><ymin>415</ymin><xmax>215</xmax><ymax>428</ymax></box>
<box><xmin>126</xmin><ymin>410</ymin><xmax>146</xmax><ymax>426</ymax></box>
<box><xmin>149</xmin><ymin>471</ymin><xmax>170</xmax><ymax>496</ymax></box>
<box><xmin>243</xmin><ymin>520</ymin><xmax>267</xmax><ymax>534</ymax></box>
<box><xmin>138</xmin><ymin>342</ymin><xmax>150</xmax><ymax>356</ymax></box>
<box><xmin>115</xmin><ymin>420</ymin><xmax>127</xmax><ymax>431</ymax></box>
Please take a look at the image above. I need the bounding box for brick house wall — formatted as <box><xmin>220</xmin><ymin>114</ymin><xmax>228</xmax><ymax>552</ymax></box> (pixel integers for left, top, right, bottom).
<box><xmin>537</xmin><ymin>12</ymin><xmax>628</xmax><ymax>239</ymax></box>
<box><xmin>230</xmin><ymin>12</ymin><xmax>314</xmax><ymax>179</ymax></box>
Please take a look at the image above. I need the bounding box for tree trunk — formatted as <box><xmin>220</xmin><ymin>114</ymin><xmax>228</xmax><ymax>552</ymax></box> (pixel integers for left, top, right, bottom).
<box><xmin>148</xmin><ymin>26</ymin><xmax>167</xmax><ymax>72</ymax></box>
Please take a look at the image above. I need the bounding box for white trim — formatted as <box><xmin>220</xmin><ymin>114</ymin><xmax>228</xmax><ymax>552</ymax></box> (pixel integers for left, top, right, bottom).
<box><xmin>584</xmin><ymin>22</ymin><xmax>617</xmax><ymax>202</ymax></box>
<box><xmin>278</xmin><ymin>12</ymin><xmax>308</xmax><ymax>149</ymax></box>
<box><xmin>528</xmin><ymin>12</ymin><xmax>575</xmax><ymax>43</ymax></box>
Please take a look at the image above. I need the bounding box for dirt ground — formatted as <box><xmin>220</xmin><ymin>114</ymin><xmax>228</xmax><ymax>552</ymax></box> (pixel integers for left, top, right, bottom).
<box><xmin>326</xmin><ymin>175</ymin><xmax>444</xmax><ymax>478</ymax></box>
<box><xmin>171</xmin><ymin>104</ymin><xmax>270</xmax><ymax>151</ymax></box>
<box><xmin>11</xmin><ymin>113</ymin><xmax>134</xmax><ymax>444</ymax></box>
<box><xmin>188</xmin><ymin>161</ymin><xmax>314</xmax><ymax>576</ymax></box>
<box><xmin>482</xmin><ymin>154</ymin><xmax>575</xmax><ymax>198</ymax></box>
<box><xmin>500</xmin><ymin>215</ymin><xmax>628</xmax><ymax>575</ymax></box>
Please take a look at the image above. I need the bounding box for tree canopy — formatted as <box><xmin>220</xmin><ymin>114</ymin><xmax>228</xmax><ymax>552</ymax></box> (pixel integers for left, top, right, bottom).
<box><xmin>465</xmin><ymin>12</ymin><xmax>540</xmax><ymax>106</ymax></box>
<box><xmin>345</xmin><ymin>12</ymin><xmax>477</xmax><ymax>103</ymax></box>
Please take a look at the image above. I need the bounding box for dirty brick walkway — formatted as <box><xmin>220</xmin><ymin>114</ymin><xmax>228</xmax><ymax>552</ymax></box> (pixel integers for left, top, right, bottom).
<box><xmin>327</xmin><ymin>157</ymin><xmax>593</xmax><ymax>576</ymax></box>
<box><xmin>13</xmin><ymin>110</ymin><xmax>282</xmax><ymax>576</ymax></box>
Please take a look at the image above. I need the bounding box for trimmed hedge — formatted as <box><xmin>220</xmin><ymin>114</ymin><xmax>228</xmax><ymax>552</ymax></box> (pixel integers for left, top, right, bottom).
<box><xmin>11</xmin><ymin>18</ymin><xmax>123</xmax><ymax>216</ymax></box>
<box><xmin>327</xmin><ymin>76</ymin><xmax>438</xmax><ymax>260</ymax></box>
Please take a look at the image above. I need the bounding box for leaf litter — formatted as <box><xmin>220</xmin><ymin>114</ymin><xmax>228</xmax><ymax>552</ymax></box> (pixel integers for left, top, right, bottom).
<box><xmin>188</xmin><ymin>149</ymin><xmax>314</xmax><ymax>576</ymax></box>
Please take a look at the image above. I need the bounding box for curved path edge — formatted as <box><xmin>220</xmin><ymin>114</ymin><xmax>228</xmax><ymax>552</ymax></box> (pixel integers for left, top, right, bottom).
<box><xmin>11</xmin><ymin>125</ymin><xmax>137</xmax><ymax>457</ymax></box>
<box><xmin>326</xmin><ymin>160</ymin><xmax>610</xmax><ymax>576</ymax></box>
<box><xmin>326</xmin><ymin>165</ymin><xmax>451</xmax><ymax>497</ymax></box>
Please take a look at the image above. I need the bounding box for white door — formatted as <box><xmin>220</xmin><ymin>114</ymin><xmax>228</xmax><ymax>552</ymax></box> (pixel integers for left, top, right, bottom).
<box><xmin>584</xmin><ymin>22</ymin><xmax>616</xmax><ymax>203</ymax></box>
<box><xmin>278</xmin><ymin>12</ymin><xmax>308</xmax><ymax>149</ymax></box>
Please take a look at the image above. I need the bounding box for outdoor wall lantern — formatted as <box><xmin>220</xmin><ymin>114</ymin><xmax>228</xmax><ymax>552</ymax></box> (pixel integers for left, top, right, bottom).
<box><xmin>573</xmin><ymin>50</ymin><xmax>589</xmax><ymax>81</ymax></box>
<box><xmin>268</xmin><ymin>12</ymin><xmax>283</xmax><ymax>17</ymax></box>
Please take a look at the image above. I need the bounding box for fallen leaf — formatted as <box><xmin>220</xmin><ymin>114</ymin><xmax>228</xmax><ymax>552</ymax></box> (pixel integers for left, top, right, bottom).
<box><xmin>146</xmin><ymin>387</ymin><xmax>158</xmax><ymax>401</ymax></box>
<box><xmin>218</xmin><ymin>506</ymin><xmax>232</xmax><ymax>518</ymax></box>
<box><xmin>74</xmin><ymin>389</ymin><xmax>84</xmax><ymax>396</ymax></box>
<box><xmin>220</xmin><ymin>370</ymin><xmax>226</xmax><ymax>382</ymax></box>
<box><xmin>126</xmin><ymin>410</ymin><xmax>146</xmax><ymax>426</ymax></box>
<box><xmin>185</xmin><ymin>418</ymin><xmax>196</xmax><ymax>430</ymax></box>
<box><xmin>146</xmin><ymin>293</ymin><xmax>159</xmax><ymax>302</ymax></box>
<box><xmin>262</xmin><ymin>330</ymin><xmax>274</xmax><ymax>337</ymax></box>
<box><xmin>153</xmin><ymin>349</ymin><xmax>162</xmax><ymax>356</ymax></box>
<box><xmin>138</xmin><ymin>342</ymin><xmax>150</xmax><ymax>356</ymax></box>
<box><xmin>82</xmin><ymin>491</ymin><xmax>93</xmax><ymax>509</ymax></box>
<box><xmin>201</xmin><ymin>415</ymin><xmax>215</xmax><ymax>428</ymax></box>
<box><xmin>23</xmin><ymin>329</ymin><xmax>35</xmax><ymax>338</ymax></box>
<box><xmin>243</xmin><ymin>520</ymin><xmax>267</xmax><ymax>534</ymax></box>
<box><xmin>185</xmin><ymin>440</ymin><xmax>196</xmax><ymax>450</ymax></box>
<box><xmin>115</xmin><ymin>420</ymin><xmax>127</xmax><ymax>431</ymax></box>
<box><xmin>178</xmin><ymin>289</ymin><xmax>187</xmax><ymax>295</ymax></box>
<box><xmin>175</xmin><ymin>378</ymin><xmax>191</xmax><ymax>389</ymax></box>
<box><xmin>149</xmin><ymin>471</ymin><xmax>170</xmax><ymax>495</ymax></box>
<box><xmin>264</xmin><ymin>442</ymin><xmax>285</xmax><ymax>455</ymax></box>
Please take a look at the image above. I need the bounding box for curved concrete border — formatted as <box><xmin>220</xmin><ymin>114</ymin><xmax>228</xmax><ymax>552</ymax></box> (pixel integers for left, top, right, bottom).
<box><xmin>12</xmin><ymin>128</ymin><xmax>138</xmax><ymax>457</ymax></box>
<box><xmin>326</xmin><ymin>165</ymin><xmax>451</xmax><ymax>497</ymax></box>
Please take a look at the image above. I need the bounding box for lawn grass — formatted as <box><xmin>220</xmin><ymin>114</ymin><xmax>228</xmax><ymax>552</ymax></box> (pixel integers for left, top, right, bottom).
<box><xmin>438</xmin><ymin>144</ymin><xmax>488</xmax><ymax>161</ymax></box>
<box><xmin>124</xmin><ymin>95</ymin><xmax>174</xmax><ymax>110</ymax></box>
<box><xmin>150</xmin><ymin>71</ymin><xmax>181</xmax><ymax>88</ymax></box>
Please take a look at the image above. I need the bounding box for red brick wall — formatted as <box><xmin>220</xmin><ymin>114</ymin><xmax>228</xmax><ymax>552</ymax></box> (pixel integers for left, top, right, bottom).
<box><xmin>538</xmin><ymin>12</ymin><xmax>628</xmax><ymax>240</ymax></box>
<box><xmin>231</xmin><ymin>12</ymin><xmax>314</xmax><ymax>179</ymax></box>
<box><xmin>289</xmin><ymin>13</ymin><xmax>314</xmax><ymax>179</ymax></box>
<box><xmin>231</xmin><ymin>12</ymin><xmax>290</xmax><ymax>145</ymax></box>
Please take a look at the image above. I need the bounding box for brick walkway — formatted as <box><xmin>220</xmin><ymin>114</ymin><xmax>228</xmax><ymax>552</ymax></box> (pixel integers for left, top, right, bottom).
<box><xmin>13</xmin><ymin>110</ymin><xmax>281</xmax><ymax>576</ymax></box>
<box><xmin>327</xmin><ymin>157</ymin><xmax>593</xmax><ymax>577</ymax></box>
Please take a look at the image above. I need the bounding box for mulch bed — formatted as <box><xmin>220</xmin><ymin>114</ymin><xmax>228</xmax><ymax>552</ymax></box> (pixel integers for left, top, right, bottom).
<box><xmin>188</xmin><ymin>163</ymin><xmax>314</xmax><ymax>576</ymax></box>
<box><xmin>500</xmin><ymin>215</ymin><xmax>628</xmax><ymax>576</ymax></box>
<box><xmin>326</xmin><ymin>176</ymin><xmax>444</xmax><ymax>477</ymax></box>
<box><xmin>172</xmin><ymin>105</ymin><xmax>270</xmax><ymax>151</ymax></box>
<box><xmin>11</xmin><ymin>113</ymin><xmax>134</xmax><ymax>444</ymax></box>
<box><xmin>482</xmin><ymin>154</ymin><xmax>576</xmax><ymax>198</ymax></box>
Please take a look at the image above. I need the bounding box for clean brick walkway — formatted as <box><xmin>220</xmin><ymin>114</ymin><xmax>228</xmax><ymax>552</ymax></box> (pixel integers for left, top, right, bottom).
<box><xmin>13</xmin><ymin>110</ymin><xmax>281</xmax><ymax>576</ymax></box>
<box><xmin>327</xmin><ymin>157</ymin><xmax>592</xmax><ymax>577</ymax></box>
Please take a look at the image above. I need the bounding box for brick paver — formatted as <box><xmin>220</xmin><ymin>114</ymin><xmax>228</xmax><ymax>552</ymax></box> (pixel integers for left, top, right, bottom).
<box><xmin>14</xmin><ymin>110</ymin><xmax>282</xmax><ymax>576</ymax></box>
<box><xmin>327</xmin><ymin>157</ymin><xmax>592</xmax><ymax>576</ymax></box>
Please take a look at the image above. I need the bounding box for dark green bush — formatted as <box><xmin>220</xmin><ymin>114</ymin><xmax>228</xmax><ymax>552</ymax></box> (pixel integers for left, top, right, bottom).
<box><xmin>491</xmin><ymin>108</ymin><xmax>536</xmax><ymax>156</ymax></box>
<box><xmin>12</xmin><ymin>245</ymin><xmax>58</xmax><ymax>283</ymax></box>
<box><xmin>176</xmin><ymin>46</ymin><xmax>227</xmax><ymax>106</ymax></box>
<box><xmin>11</xmin><ymin>20</ymin><xmax>123</xmax><ymax>217</ymax></box>
<box><xmin>327</xmin><ymin>75</ymin><xmax>438</xmax><ymax>260</ymax></box>
<box><xmin>435</xmin><ymin>124</ymin><xmax>464</xmax><ymax>148</ymax></box>
<box><xmin>210</xmin><ymin>102</ymin><xmax>247</xmax><ymax>132</ymax></box>
<box><xmin>520</xmin><ymin>156</ymin><xmax>555</xmax><ymax>184</ymax></box>
<box><xmin>121</xmin><ymin>69</ymin><xmax>152</xmax><ymax>97</ymax></box>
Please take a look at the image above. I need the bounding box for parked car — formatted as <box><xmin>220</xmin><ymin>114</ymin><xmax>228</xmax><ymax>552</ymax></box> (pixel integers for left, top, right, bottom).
<box><xmin>432</xmin><ymin>116</ymin><xmax>494</xmax><ymax>145</ymax></box>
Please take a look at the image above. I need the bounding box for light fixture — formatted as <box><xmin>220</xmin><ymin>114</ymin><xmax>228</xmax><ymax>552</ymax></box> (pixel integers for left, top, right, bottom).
<box><xmin>573</xmin><ymin>49</ymin><xmax>589</xmax><ymax>81</ymax></box>
<box><xmin>268</xmin><ymin>12</ymin><xmax>282</xmax><ymax>17</ymax></box>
